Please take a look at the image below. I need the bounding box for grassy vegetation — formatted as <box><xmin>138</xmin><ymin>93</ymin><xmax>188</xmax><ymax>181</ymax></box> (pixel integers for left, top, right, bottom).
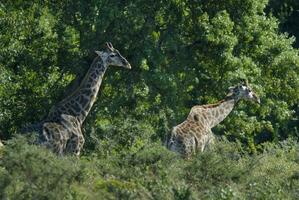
<box><xmin>1</xmin><ymin>137</ymin><xmax>298</xmax><ymax>199</ymax></box>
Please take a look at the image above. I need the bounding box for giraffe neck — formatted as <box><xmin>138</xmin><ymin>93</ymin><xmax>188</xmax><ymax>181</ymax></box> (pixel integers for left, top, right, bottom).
<box><xmin>205</xmin><ymin>98</ymin><xmax>236</xmax><ymax>128</ymax></box>
<box><xmin>47</xmin><ymin>56</ymin><xmax>108</xmax><ymax>124</ymax></box>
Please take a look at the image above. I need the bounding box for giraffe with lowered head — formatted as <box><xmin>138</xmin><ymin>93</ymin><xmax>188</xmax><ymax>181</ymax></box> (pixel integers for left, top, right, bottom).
<box><xmin>167</xmin><ymin>80</ymin><xmax>260</xmax><ymax>158</ymax></box>
<box><xmin>25</xmin><ymin>42</ymin><xmax>131</xmax><ymax>156</ymax></box>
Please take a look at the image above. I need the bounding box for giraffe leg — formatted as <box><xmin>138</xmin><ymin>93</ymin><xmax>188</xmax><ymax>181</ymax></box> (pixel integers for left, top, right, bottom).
<box><xmin>184</xmin><ymin>135</ymin><xmax>197</xmax><ymax>157</ymax></box>
<box><xmin>76</xmin><ymin>133</ymin><xmax>85</xmax><ymax>156</ymax></box>
<box><xmin>59</xmin><ymin>114</ymin><xmax>85</xmax><ymax>156</ymax></box>
<box><xmin>168</xmin><ymin>128</ymin><xmax>198</xmax><ymax>158</ymax></box>
<box><xmin>197</xmin><ymin>140</ymin><xmax>205</xmax><ymax>152</ymax></box>
<box><xmin>204</xmin><ymin>129</ymin><xmax>215</xmax><ymax>151</ymax></box>
<box><xmin>167</xmin><ymin>133</ymin><xmax>184</xmax><ymax>155</ymax></box>
<box><xmin>199</xmin><ymin>129</ymin><xmax>215</xmax><ymax>152</ymax></box>
<box><xmin>42</xmin><ymin>122</ymin><xmax>68</xmax><ymax>155</ymax></box>
<box><xmin>65</xmin><ymin>128</ymin><xmax>84</xmax><ymax>156</ymax></box>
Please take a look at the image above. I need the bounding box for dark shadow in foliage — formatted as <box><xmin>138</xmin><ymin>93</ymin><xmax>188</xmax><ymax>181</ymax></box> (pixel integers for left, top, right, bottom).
<box><xmin>0</xmin><ymin>136</ymin><xmax>83</xmax><ymax>200</ymax></box>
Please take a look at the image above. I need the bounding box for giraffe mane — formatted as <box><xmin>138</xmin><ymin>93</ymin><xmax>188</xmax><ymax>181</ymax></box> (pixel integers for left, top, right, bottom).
<box><xmin>58</xmin><ymin>56</ymin><xmax>102</xmax><ymax>105</ymax></box>
<box><xmin>201</xmin><ymin>100</ymin><xmax>226</xmax><ymax>108</ymax></box>
<box><xmin>201</xmin><ymin>91</ymin><xmax>235</xmax><ymax>109</ymax></box>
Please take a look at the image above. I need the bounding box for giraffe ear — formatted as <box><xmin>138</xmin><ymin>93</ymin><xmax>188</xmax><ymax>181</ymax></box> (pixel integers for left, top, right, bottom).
<box><xmin>95</xmin><ymin>51</ymin><xmax>102</xmax><ymax>56</ymax></box>
<box><xmin>228</xmin><ymin>86</ymin><xmax>234</xmax><ymax>92</ymax></box>
<box><xmin>241</xmin><ymin>79</ymin><xmax>249</xmax><ymax>86</ymax></box>
<box><xmin>245</xmin><ymin>79</ymin><xmax>249</xmax><ymax>86</ymax></box>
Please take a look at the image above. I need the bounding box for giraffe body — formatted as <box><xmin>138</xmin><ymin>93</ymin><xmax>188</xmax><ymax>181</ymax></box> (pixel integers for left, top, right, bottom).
<box><xmin>40</xmin><ymin>114</ymin><xmax>83</xmax><ymax>156</ymax></box>
<box><xmin>167</xmin><ymin>81</ymin><xmax>260</xmax><ymax>158</ymax></box>
<box><xmin>25</xmin><ymin>43</ymin><xmax>131</xmax><ymax>156</ymax></box>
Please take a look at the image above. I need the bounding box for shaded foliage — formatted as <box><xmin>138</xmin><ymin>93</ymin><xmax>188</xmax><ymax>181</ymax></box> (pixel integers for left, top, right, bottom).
<box><xmin>267</xmin><ymin>0</ymin><xmax>299</xmax><ymax>48</ymax></box>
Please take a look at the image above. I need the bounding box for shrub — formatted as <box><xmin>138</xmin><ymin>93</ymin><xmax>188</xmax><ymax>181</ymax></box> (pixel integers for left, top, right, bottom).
<box><xmin>0</xmin><ymin>137</ymin><xmax>83</xmax><ymax>200</ymax></box>
<box><xmin>1</xmin><ymin>136</ymin><xmax>298</xmax><ymax>199</ymax></box>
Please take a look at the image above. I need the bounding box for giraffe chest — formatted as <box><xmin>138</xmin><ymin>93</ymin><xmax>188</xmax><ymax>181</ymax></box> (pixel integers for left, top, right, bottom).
<box><xmin>169</xmin><ymin>120</ymin><xmax>213</xmax><ymax>157</ymax></box>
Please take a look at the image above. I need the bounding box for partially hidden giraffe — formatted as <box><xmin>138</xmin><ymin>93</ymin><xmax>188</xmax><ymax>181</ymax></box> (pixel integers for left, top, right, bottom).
<box><xmin>25</xmin><ymin>42</ymin><xmax>131</xmax><ymax>156</ymax></box>
<box><xmin>167</xmin><ymin>80</ymin><xmax>260</xmax><ymax>158</ymax></box>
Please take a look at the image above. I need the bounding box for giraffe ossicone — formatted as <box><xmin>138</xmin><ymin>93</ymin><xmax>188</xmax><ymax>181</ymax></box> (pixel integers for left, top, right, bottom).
<box><xmin>24</xmin><ymin>42</ymin><xmax>131</xmax><ymax>156</ymax></box>
<box><xmin>167</xmin><ymin>80</ymin><xmax>260</xmax><ymax>158</ymax></box>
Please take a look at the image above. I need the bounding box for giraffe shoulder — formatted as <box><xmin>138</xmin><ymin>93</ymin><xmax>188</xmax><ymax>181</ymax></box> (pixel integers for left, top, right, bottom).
<box><xmin>190</xmin><ymin>105</ymin><xmax>206</xmax><ymax>114</ymax></box>
<box><xmin>188</xmin><ymin>107</ymin><xmax>202</xmax><ymax>121</ymax></box>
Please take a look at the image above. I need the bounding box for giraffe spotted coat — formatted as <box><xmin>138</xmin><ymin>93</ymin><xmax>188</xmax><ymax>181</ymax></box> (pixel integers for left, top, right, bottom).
<box><xmin>24</xmin><ymin>43</ymin><xmax>131</xmax><ymax>156</ymax></box>
<box><xmin>167</xmin><ymin>83</ymin><xmax>260</xmax><ymax>158</ymax></box>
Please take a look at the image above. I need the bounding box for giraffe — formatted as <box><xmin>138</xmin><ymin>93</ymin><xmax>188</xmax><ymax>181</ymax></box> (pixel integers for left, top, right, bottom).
<box><xmin>167</xmin><ymin>80</ymin><xmax>260</xmax><ymax>158</ymax></box>
<box><xmin>25</xmin><ymin>42</ymin><xmax>131</xmax><ymax>156</ymax></box>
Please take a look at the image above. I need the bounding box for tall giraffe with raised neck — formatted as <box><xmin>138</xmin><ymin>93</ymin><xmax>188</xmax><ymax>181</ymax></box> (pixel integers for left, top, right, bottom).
<box><xmin>26</xmin><ymin>42</ymin><xmax>131</xmax><ymax>156</ymax></box>
<box><xmin>167</xmin><ymin>81</ymin><xmax>260</xmax><ymax>158</ymax></box>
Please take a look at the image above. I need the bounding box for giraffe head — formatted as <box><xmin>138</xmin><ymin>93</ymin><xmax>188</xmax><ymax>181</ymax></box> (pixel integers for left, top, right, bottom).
<box><xmin>228</xmin><ymin>80</ymin><xmax>260</xmax><ymax>104</ymax></box>
<box><xmin>95</xmin><ymin>42</ymin><xmax>131</xmax><ymax>69</ymax></box>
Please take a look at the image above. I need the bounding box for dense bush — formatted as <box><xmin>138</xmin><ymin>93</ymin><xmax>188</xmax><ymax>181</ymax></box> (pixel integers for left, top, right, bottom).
<box><xmin>0</xmin><ymin>137</ymin><xmax>298</xmax><ymax>199</ymax></box>
<box><xmin>0</xmin><ymin>137</ymin><xmax>82</xmax><ymax>200</ymax></box>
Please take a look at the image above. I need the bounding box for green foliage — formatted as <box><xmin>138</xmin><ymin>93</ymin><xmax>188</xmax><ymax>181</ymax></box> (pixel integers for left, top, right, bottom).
<box><xmin>0</xmin><ymin>137</ymin><xmax>83</xmax><ymax>200</ymax></box>
<box><xmin>0</xmin><ymin>0</ymin><xmax>298</xmax><ymax>151</ymax></box>
<box><xmin>1</xmin><ymin>137</ymin><xmax>299</xmax><ymax>199</ymax></box>
<box><xmin>0</xmin><ymin>1</ymin><xmax>299</xmax><ymax>198</ymax></box>
<box><xmin>85</xmin><ymin>118</ymin><xmax>157</xmax><ymax>157</ymax></box>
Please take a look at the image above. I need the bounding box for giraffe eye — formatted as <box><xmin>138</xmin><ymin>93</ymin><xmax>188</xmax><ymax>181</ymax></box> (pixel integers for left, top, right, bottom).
<box><xmin>109</xmin><ymin>54</ymin><xmax>116</xmax><ymax>58</ymax></box>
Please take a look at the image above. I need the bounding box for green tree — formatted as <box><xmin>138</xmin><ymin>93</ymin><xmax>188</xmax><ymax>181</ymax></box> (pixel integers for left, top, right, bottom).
<box><xmin>0</xmin><ymin>0</ymin><xmax>298</xmax><ymax>153</ymax></box>
<box><xmin>267</xmin><ymin>0</ymin><xmax>299</xmax><ymax>47</ymax></box>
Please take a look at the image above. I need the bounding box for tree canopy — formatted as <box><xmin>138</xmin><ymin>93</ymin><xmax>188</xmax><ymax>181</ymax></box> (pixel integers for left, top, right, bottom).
<box><xmin>0</xmin><ymin>0</ymin><xmax>298</xmax><ymax>152</ymax></box>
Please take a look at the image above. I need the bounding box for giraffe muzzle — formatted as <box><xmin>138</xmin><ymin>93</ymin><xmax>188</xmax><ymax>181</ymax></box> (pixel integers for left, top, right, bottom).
<box><xmin>253</xmin><ymin>94</ymin><xmax>260</xmax><ymax>104</ymax></box>
<box><xmin>124</xmin><ymin>61</ymin><xmax>131</xmax><ymax>69</ymax></box>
